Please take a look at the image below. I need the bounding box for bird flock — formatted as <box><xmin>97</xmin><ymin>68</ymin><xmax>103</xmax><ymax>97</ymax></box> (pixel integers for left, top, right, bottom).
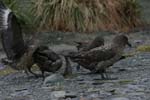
<box><xmin>0</xmin><ymin>1</ymin><xmax>131</xmax><ymax>80</ymax></box>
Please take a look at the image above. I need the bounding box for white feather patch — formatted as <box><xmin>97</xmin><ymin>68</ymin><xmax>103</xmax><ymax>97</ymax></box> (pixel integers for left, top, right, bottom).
<box><xmin>2</xmin><ymin>8</ymin><xmax>11</xmax><ymax>29</ymax></box>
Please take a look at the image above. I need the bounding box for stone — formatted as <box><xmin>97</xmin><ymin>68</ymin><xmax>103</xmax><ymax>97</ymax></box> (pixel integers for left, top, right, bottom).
<box><xmin>10</xmin><ymin>89</ymin><xmax>30</xmax><ymax>97</ymax></box>
<box><xmin>43</xmin><ymin>74</ymin><xmax>64</xmax><ymax>85</ymax></box>
<box><xmin>111</xmin><ymin>97</ymin><xmax>129</xmax><ymax>100</ymax></box>
<box><xmin>5</xmin><ymin>96</ymin><xmax>33</xmax><ymax>100</ymax></box>
<box><xmin>0</xmin><ymin>63</ymin><xmax>5</xmax><ymax>70</ymax></box>
<box><xmin>50</xmin><ymin>91</ymin><xmax>66</xmax><ymax>100</ymax></box>
<box><xmin>126</xmin><ymin>84</ymin><xmax>145</xmax><ymax>92</ymax></box>
<box><xmin>128</xmin><ymin>92</ymin><xmax>145</xmax><ymax>96</ymax></box>
<box><xmin>65</xmin><ymin>92</ymin><xmax>77</xmax><ymax>98</ymax></box>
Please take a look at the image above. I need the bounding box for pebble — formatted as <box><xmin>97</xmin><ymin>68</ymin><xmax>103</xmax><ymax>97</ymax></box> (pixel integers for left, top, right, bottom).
<box><xmin>10</xmin><ymin>90</ymin><xmax>30</xmax><ymax>97</ymax></box>
<box><xmin>126</xmin><ymin>84</ymin><xmax>145</xmax><ymax>92</ymax></box>
<box><xmin>0</xmin><ymin>63</ymin><xmax>5</xmax><ymax>70</ymax></box>
<box><xmin>5</xmin><ymin>96</ymin><xmax>33</xmax><ymax>100</ymax></box>
<box><xmin>43</xmin><ymin>74</ymin><xmax>64</xmax><ymax>85</ymax></box>
<box><xmin>0</xmin><ymin>33</ymin><xmax>150</xmax><ymax>100</ymax></box>
<box><xmin>65</xmin><ymin>92</ymin><xmax>77</xmax><ymax>98</ymax></box>
<box><xmin>128</xmin><ymin>92</ymin><xmax>145</xmax><ymax>96</ymax></box>
<box><xmin>50</xmin><ymin>91</ymin><xmax>66</xmax><ymax>99</ymax></box>
<box><xmin>111</xmin><ymin>97</ymin><xmax>129</xmax><ymax>100</ymax></box>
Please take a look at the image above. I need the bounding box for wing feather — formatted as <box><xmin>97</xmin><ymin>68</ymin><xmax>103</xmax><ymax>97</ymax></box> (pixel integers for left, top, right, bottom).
<box><xmin>0</xmin><ymin>1</ymin><xmax>26</xmax><ymax>60</ymax></box>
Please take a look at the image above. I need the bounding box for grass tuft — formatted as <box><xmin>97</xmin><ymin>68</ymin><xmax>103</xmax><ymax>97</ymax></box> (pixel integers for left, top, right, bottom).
<box><xmin>3</xmin><ymin>0</ymin><xmax>144</xmax><ymax>33</ymax></box>
<box><xmin>31</xmin><ymin>0</ymin><xmax>143</xmax><ymax>33</ymax></box>
<box><xmin>136</xmin><ymin>45</ymin><xmax>150</xmax><ymax>52</ymax></box>
<box><xmin>0</xmin><ymin>67</ymin><xmax>17</xmax><ymax>76</ymax></box>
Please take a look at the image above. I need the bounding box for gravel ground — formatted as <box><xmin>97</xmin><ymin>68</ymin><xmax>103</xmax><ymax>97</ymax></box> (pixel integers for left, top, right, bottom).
<box><xmin>0</xmin><ymin>52</ymin><xmax>150</xmax><ymax>100</ymax></box>
<box><xmin>0</xmin><ymin>30</ymin><xmax>150</xmax><ymax>100</ymax></box>
<box><xmin>0</xmin><ymin>0</ymin><xmax>150</xmax><ymax>99</ymax></box>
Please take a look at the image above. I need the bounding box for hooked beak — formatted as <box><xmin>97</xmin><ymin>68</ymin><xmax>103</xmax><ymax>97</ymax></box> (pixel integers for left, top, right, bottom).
<box><xmin>127</xmin><ymin>42</ymin><xmax>132</xmax><ymax>47</ymax></box>
<box><xmin>102</xmin><ymin>42</ymin><xmax>104</xmax><ymax>46</ymax></box>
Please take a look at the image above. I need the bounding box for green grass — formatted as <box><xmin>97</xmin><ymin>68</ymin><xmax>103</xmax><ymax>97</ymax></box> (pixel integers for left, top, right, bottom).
<box><xmin>0</xmin><ymin>67</ymin><xmax>17</xmax><ymax>76</ymax></box>
<box><xmin>137</xmin><ymin>45</ymin><xmax>150</xmax><ymax>52</ymax></box>
<box><xmin>3</xmin><ymin>0</ymin><xmax>36</xmax><ymax>33</ymax></box>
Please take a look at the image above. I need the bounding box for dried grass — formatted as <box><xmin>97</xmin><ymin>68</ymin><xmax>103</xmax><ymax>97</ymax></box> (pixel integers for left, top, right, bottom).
<box><xmin>7</xmin><ymin>0</ymin><xmax>144</xmax><ymax>33</ymax></box>
<box><xmin>31</xmin><ymin>0</ymin><xmax>143</xmax><ymax>32</ymax></box>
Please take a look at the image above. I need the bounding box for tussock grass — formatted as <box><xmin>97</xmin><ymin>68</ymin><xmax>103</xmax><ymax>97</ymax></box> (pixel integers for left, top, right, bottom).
<box><xmin>3</xmin><ymin>0</ymin><xmax>143</xmax><ymax>33</ymax></box>
<box><xmin>3</xmin><ymin>0</ymin><xmax>36</xmax><ymax>33</ymax></box>
<box><xmin>137</xmin><ymin>45</ymin><xmax>150</xmax><ymax>52</ymax></box>
<box><xmin>0</xmin><ymin>67</ymin><xmax>17</xmax><ymax>76</ymax></box>
<box><xmin>31</xmin><ymin>0</ymin><xmax>143</xmax><ymax>32</ymax></box>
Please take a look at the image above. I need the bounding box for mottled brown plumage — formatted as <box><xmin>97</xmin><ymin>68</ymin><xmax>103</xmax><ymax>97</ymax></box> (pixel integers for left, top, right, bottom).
<box><xmin>68</xmin><ymin>35</ymin><xmax>131</xmax><ymax>78</ymax></box>
<box><xmin>74</xmin><ymin>36</ymin><xmax>104</xmax><ymax>70</ymax></box>
<box><xmin>75</xmin><ymin>41</ymin><xmax>89</xmax><ymax>51</ymax></box>
<box><xmin>75</xmin><ymin>36</ymin><xmax>104</xmax><ymax>52</ymax></box>
<box><xmin>8</xmin><ymin>45</ymin><xmax>38</xmax><ymax>77</ymax></box>
<box><xmin>0</xmin><ymin>2</ymin><xmax>64</xmax><ymax>79</ymax></box>
<box><xmin>33</xmin><ymin>45</ymin><xmax>63</xmax><ymax>79</ymax></box>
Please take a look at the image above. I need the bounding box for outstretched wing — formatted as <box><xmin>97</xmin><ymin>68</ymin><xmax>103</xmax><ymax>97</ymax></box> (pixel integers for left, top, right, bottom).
<box><xmin>0</xmin><ymin>1</ymin><xmax>26</xmax><ymax>60</ymax></box>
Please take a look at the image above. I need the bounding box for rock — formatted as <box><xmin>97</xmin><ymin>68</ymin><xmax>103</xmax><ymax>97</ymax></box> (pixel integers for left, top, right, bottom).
<box><xmin>140</xmin><ymin>78</ymin><xmax>149</xmax><ymax>83</ymax></box>
<box><xmin>126</xmin><ymin>84</ymin><xmax>145</xmax><ymax>92</ymax></box>
<box><xmin>111</xmin><ymin>97</ymin><xmax>129</xmax><ymax>100</ymax></box>
<box><xmin>92</xmin><ymin>82</ymin><xmax>104</xmax><ymax>85</ymax></box>
<box><xmin>134</xmin><ymin>40</ymin><xmax>143</xmax><ymax>44</ymax></box>
<box><xmin>0</xmin><ymin>63</ymin><xmax>5</xmax><ymax>70</ymax></box>
<box><xmin>50</xmin><ymin>91</ymin><xmax>66</xmax><ymax>100</ymax></box>
<box><xmin>128</xmin><ymin>92</ymin><xmax>145</xmax><ymax>96</ymax></box>
<box><xmin>57</xmin><ymin>37</ymin><xmax>62</xmax><ymax>41</ymax></box>
<box><xmin>10</xmin><ymin>89</ymin><xmax>30</xmax><ymax>97</ymax></box>
<box><xmin>118</xmin><ymin>68</ymin><xmax>128</xmax><ymax>72</ymax></box>
<box><xmin>5</xmin><ymin>96</ymin><xmax>33</xmax><ymax>100</ymax></box>
<box><xmin>89</xmin><ymin>93</ymin><xmax>99</xmax><ymax>98</ymax></box>
<box><xmin>99</xmin><ymin>90</ymin><xmax>112</xmax><ymax>97</ymax></box>
<box><xmin>101</xmin><ymin>83</ymin><xmax>114</xmax><ymax>89</ymax></box>
<box><xmin>43</xmin><ymin>74</ymin><xmax>64</xmax><ymax>86</ymax></box>
<box><xmin>65</xmin><ymin>92</ymin><xmax>77</xmax><ymax>98</ymax></box>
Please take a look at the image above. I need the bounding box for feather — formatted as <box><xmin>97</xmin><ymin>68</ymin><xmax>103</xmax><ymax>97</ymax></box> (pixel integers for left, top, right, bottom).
<box><xmin>0</xmin><ymin>1</ymin><xmax>26</xmax><ymax>61</ymax></box>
